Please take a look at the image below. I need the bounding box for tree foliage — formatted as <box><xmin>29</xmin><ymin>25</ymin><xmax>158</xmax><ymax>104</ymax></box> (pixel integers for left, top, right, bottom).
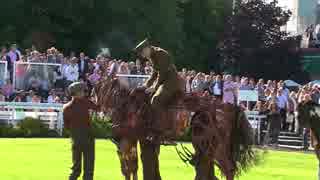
<box><xmin>218</xmin><ymin>0</ymin><xmax>309</xmax><ymax>82</ymax></box>
<box><xmin>0</xmin><ymin>0</ymin><xmax>308</xmax><ymax>80</ymax></box>
<box><xmin>0</xmin><ymin>0</ymin><xmax>228</xmax><ymax>69</ymax></box>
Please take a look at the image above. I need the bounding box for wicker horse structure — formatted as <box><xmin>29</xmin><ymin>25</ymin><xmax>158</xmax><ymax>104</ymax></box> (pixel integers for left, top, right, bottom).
<box><xmin>93</xmin><ymin>76</ymin><xmax>258</xmax><ymax>180</ymax></box>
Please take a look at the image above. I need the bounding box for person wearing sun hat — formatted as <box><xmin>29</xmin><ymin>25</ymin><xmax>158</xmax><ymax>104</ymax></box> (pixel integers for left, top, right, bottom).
<box><xmin>63</xmin><ymin>82</ymin><xmax>99</xmax><ymax>180</ymax></box>
<box><xmin>133</xmin><ymin>38</ymin><xmax>185</xmax><ymax>136</ymax></box>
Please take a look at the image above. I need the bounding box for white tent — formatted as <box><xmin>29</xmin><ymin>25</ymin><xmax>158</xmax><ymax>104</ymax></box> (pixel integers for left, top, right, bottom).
<box><xmin>284</xmin><ymin>80</ymin><xmax>301</xmax><ymax>87</ymax></box>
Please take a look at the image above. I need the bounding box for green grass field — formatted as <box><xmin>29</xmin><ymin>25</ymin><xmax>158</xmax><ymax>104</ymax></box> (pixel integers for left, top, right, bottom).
<box><xmin>0</xmin><ymin>138</ymin><xmax>317</xmax><ymax>180</ymax></box>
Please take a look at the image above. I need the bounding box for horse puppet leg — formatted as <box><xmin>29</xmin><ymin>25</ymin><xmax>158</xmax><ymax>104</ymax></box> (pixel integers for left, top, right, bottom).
<box><xmin>140</xmin><ymin>140</ymin><xmax>162</xmax><ymax>180</ymax></box>
<box><xmin>193</xmin><ymin>152</ymin><xmax>217</xmax><ymax>180</ymax></box>
<box><xmin>117</xmin><ymin>139</ymin><xmax>139</xmax><ymax>180</ymax></box>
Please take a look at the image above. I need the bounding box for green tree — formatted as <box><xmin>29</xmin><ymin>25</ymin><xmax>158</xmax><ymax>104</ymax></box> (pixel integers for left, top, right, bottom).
<box><xmin>177</xmin><ymin>0</ymin><xmax>227</xmax><ymax>71</ymax></box>
<box><xmin>219</xmin><ymin>0</ymin><xmax>309</xmax><ymax>82</ymax></box>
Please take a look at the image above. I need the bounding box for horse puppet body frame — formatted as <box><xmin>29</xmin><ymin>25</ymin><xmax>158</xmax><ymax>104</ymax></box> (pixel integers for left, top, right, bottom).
<box><xmin>93</xmin><ymin>77</ymin><xmax>257</xmax><ymax>180</ymax></box>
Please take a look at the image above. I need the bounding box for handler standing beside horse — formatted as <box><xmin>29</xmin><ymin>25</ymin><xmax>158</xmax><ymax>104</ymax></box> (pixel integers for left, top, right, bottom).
<box><xmin>63</xmin><ymin>82</ymin><xmax>99</xmax><ymax>180</ymax></box>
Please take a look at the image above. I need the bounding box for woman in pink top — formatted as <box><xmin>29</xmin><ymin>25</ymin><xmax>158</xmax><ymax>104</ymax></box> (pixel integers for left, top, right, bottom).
<box><xmin>223</xmin><ymin>75</ymin><xmax>237</xmax><ymax>104</ymax></box>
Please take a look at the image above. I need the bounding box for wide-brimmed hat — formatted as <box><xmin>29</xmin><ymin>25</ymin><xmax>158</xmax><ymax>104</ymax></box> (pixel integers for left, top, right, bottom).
<box><xmin>133</xmin><ymin>38</ymin><xmax>150</xmax><ymax>52</ymax></box>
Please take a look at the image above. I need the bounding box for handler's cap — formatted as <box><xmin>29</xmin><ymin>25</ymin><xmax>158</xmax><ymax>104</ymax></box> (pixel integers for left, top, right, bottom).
<box><xmin>133</xmin><ymin>38</ymin><xmax>150</xmax><ymax>52</ymax></box>
<box><xmin>68</xmin><ymin>82</ymin><xmax>87</xmax><ymax>96</ymax></box>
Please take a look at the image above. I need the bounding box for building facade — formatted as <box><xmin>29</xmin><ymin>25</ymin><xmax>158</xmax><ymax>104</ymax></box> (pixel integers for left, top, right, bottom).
<box><xmin>278</xmin><ymin>0</ymin><xmax>318</xmax><ymax>35</ymax></box>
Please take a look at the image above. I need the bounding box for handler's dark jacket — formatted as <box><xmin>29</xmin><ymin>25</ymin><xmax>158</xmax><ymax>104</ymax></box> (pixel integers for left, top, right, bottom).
<box><xmin>63</xmin><ymin>97</ymin><xmax>98</xmax><ymax>129</ymax></box>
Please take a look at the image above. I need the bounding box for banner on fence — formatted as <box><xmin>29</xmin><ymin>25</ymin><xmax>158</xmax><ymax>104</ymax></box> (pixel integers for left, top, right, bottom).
<box><xmin>238</xmin><ymin>90</ymin><xmax>258</xmax><ymax>102</ymax></box>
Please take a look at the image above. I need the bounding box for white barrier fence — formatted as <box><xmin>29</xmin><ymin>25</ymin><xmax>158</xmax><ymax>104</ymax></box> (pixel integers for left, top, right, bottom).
<box><xmin>0</xmin><ymin>102</ymin><xmax>64</xmax><ymax>135</ymax></box>
<box><xmin>0</xmin><ymin>102</ymin><xmax>266</xmax><ymax>142</ymax></box>
<box><xmin>245</xmin><ymin>111</ymin><xmax>266</xmax><ymax>144</ymax></box>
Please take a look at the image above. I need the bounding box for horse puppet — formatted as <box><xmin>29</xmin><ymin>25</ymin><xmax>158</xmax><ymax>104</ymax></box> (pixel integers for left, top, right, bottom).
<box><xmin>93</xmin><ymin>76</ymin><xmax>259</xmax><ymax>180</ymax></box>
<box><xmin>297</xmin><ymin>101</ymin><xmax>320</xmax><ymax>179</ymax></box>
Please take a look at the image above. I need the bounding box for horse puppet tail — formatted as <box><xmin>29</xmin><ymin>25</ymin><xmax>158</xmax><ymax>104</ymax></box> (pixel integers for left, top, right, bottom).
<box><xmin>230</xmin><ymin>106</ymin><xmax>260</xmax><ymax>176</ymax></box>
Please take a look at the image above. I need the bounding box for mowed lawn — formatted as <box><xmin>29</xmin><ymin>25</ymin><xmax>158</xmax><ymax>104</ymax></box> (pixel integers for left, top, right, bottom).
<box><xmin>0</xmin><ymin>139</ymin><xmax>317</xmax><ymax>180</ymax></box>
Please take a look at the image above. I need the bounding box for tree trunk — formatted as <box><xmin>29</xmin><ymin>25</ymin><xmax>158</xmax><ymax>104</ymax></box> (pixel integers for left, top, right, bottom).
<box><xmin>140</xmin><ymin>140</ymin><xmax>162</xmax><ymax>180</ymax></box>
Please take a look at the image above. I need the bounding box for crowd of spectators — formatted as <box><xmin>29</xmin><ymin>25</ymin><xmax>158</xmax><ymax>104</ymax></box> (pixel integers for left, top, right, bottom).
<box><xmin>0</xmin><ymin>43</ymin><xmax>319</xmax><ymax>141</ymax></box>
<box><xmin>0</xmin><ymin>44</ymin><xmax>154</xmax><ymax>104</ymax></box>
<box><xmin>303</xmin><ymin>24</ymin><xmax>320</xmax><ymax>48</ymax></box>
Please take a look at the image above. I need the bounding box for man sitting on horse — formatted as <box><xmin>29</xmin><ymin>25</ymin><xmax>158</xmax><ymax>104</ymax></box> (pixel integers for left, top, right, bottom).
<box><xmin>134</xmin><ymin>39</ymin><xmax>185</xmax><ymax>136</ymax></box>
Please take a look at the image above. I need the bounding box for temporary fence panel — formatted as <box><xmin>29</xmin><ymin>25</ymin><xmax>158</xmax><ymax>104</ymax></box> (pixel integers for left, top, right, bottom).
<box><xmin>0</xmin><ymin>102</ymin><xmax>64</xmax><ymax>135</ymax></box>
<box><xmin>245</xmin><ymin>110</ymin><xmax>267</xmax><ymax>145</ymax></box>
<box><xmin>13</xmin><ymin>62</ymin><xmax>61</xmax><ymax>90</ymax></box>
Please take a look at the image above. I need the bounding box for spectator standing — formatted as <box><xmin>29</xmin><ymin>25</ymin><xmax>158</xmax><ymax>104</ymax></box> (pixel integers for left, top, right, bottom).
<box><xmin>239</xmin><ymin>77</ymin><xmax>252</xmax><ymax>90</ymax></box>
<box><xmin>65</xmin><ymin>58</ymin><xmax>79</xmax><ymax>85</ymax></box>
<box><xmin>234</xmin><ymin>75</ymin><xmax>241</xmax><ymax>87</ymax></box>
<box><xmin>266</xmin><ymin>80</ymin><xmax>274</xmax><ymax>91</ymax></box>
<box><xmin>117</xmin><ymin>62</ymin><xmax>130</xmax><ymax>89</ymax></box>
<box><xmin>248</xmin><ymin>78</ymin><xmax>256</xmax><ymax>90</ymax></box>
<box><xmin>47</xmin><ymin>48</ymin><xmax>56</xmax><ymax>63</ymax></box>
<box><xmin>287</xmin><ymin>91</ymin><xmax>297</xmax><ymax>132</ymax></box>
<box><xmin>256</xmin><ymin>79</ymin><xmax>266</xmax><ymax>101</ymax></box>
<box><xmin>277</xmin><ymin>88</ymin><xmax>288</xmax><ymax>131</ymax></box>
<box><xmin>191</xmin><ymin>73</ymin><xmax>206</xmax><ymax>93</ymax></box>
<box><xmin>223</xmin><ymin>75</ymin><xmax>237</xmax><ymax>104</ymax></box>
<box><xmin>26</xmin><ymin>90</ymin><xmax>35</xmax><ymax>102</ymax></box>
<box><xmin>47</xmin><ymin>90</ymin><xmax>58</xmax><ymax>103</ymax></box>
<box><xmin>0</xmin><ymin>47</ymin><xmax>11</xmax><ymax>83</ymax></box>
<box><xmin>210</xmin><ymin>75</ymin><xmax>223</xmax><ymax>100</ymax></box>
<box><xmin>8</xmin><ymin>44</ymin><xmax>20</xmax><ymax>63</ymax></box>
<box><xmin>144</xmin><ymin>66</ymin><xmax>152</xmax><ymax>75</ymax></box>
<box><xmin>185</xmin><ymin>75</ymin><xmax>192</xmax><ymax>93</ymax></box>
<box><xmin>134</xmin><ymin>60</ymin><xmax>144</xmax><ymax>75</ymax></box>
<box><xmin>78</xmin><ymin>52</ymin><xmax>89</xmax><ymax>79</ymax></box>
<box><xmin>53</xmin><ymin>66</ymin><xmax>64</xmax><ymax>89</ymax></box>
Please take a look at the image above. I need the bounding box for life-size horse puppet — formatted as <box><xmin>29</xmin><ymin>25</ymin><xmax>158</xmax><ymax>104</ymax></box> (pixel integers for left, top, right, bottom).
<box><xmin>92</xmin><ymin>39</ymin><xmax>258</xmax><ymax>180</ymax></box>
<box><xmin>297</xmin><ymin>101</ymin><xmax>320</xmax><ymax>179</ymax></box>
<box><xmin>93</xmin><ymin>76</ymin><xmax>258</xmax><ymax>180</ymax></box>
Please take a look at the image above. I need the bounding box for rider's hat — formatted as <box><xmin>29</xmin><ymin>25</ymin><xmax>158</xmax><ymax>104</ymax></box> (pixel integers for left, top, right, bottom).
<box><xmin>133</xmin><ymin>38</ymin><xmax>150</xmax><ymax>52</ymax></box>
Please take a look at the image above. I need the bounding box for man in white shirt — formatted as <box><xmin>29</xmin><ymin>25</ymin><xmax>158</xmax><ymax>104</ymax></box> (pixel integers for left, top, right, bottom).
<box><xmin>65</xmin><ymin>57</ymin><xmax>79</xmax><ymax>84</ymax></box>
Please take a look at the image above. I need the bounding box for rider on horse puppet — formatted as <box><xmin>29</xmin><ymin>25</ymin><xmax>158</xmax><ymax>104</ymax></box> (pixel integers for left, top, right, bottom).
<box><xmin>134</xmin><ymin>38</ymin><xmax>185</xmax><ymax>137</ymax></box>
